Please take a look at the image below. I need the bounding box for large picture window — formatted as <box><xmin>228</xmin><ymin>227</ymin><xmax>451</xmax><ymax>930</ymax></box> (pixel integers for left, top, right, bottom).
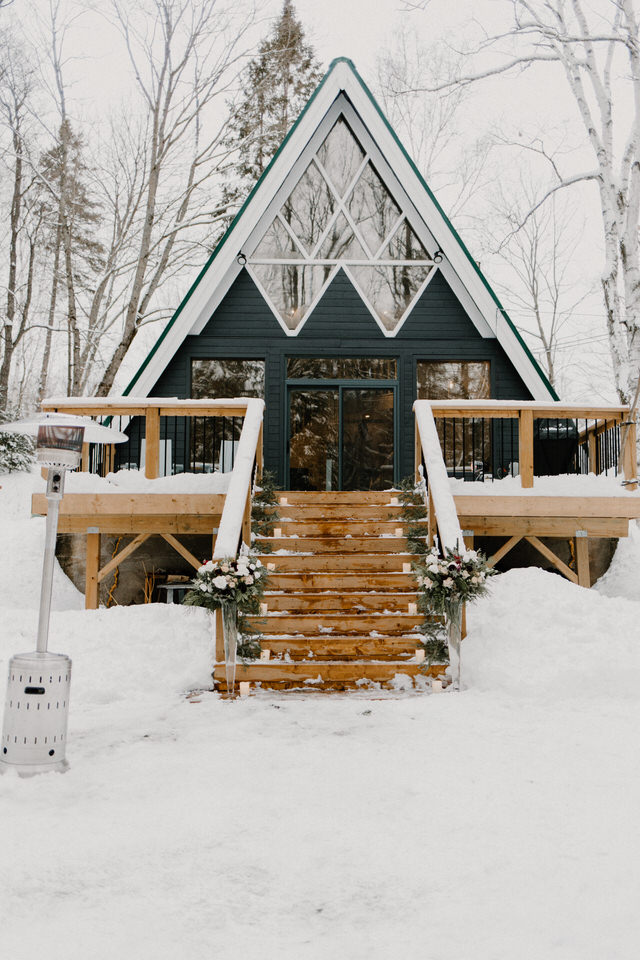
<box><xmin>417</xmin><ymin>361</ymin><xmax>491</xmax><ymax>479</ymax></box>
<box><xmin>248</xmin><ymin>116</ymin><xmax>436</xmax><ymax>332</ymax></box>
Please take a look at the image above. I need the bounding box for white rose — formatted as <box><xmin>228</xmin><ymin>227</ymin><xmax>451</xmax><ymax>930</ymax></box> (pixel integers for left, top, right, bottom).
<box><xmin>212</xmin><ymin>575</ymin><xmax>228</xmax><ymax>589</ymax></box>
<box><xmin>443</xmin><ymin>577</ymin><xmax>454</xmax><ymax>588</ymax></box>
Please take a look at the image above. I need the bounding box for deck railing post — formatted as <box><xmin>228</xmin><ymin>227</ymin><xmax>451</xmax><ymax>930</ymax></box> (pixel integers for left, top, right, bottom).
<box><xmin>414</xmin><ymin>419</ymin><xmax>421</xmax><ymax>484</ymax></box>
<box><xmin>145</xmin><ymin>408</ymin><xmax>161</xmax><ymax>479</ymax></box>
<box><xmin>519</xmin><ymin>409</ymin><xmax>534</xmax><ymax>488</ymax></box>
<box><xmin>622</xmin><ymin>419</ymin><xmax>638</xmax><ymax>491</ymax></box>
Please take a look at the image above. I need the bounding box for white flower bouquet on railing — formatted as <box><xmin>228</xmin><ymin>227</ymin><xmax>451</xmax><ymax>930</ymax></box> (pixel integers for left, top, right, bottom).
<box><xmin>183</xmin><ymin>555</ymin><xmax>267</xmax><ymax>613</ymax></box>
<box><xmin>183</xmin><ymin>555</ymin><xmax>268</xmax><ymax>693</ymax></box>
<box><xmin>414</xmin><ymin>547</ymin><xmax>495</xmax><ymax>678</ymax></box>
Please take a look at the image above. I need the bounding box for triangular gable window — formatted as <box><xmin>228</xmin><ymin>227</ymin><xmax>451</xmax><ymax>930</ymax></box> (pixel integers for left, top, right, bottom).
<box><xmin>248</xmin><ymin>113</ymin><xmax>436</xmax><ymax>333</ymax></box>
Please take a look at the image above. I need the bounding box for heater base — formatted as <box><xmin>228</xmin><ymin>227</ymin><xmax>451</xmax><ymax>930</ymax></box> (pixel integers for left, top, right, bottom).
<box><xmin>0</xmin><ymin>758</ymin><xmax>69</xmax><ymax>777</ymax></box>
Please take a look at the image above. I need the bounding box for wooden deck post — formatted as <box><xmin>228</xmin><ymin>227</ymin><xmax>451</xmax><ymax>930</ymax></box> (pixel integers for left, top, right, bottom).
<box><xmin>414</xmin><ymin>419</ymin><xmax>421</xmax><ymax>483</ymax></box>
<box><xmin>519</xmin><ymin>409</ymin><xmax>534</xmax><ymax>488</ymax></box>
<box><xmin>242</xmin><ymin>489</ymin><xmax>252</xmax><ymax>548</ymax></box>
<box><xmin>575</xmin><ymin>530</ymin><xmax>590</xmax><ymax>588</ymax></box>
<box><xmin>427</xmin><ymin>488</ymin><xmax>436</xmax><ymax>549</ymax></box>
<box><xmin>215</xmin><ymin>607</ymin><xmax>224</xmax><ymax>662</ymax></box>
<box><xmin>144</xmin><ymin>408</ymin><xmax>161</xmax><ymax>479</ymax></box>
<box><xmin>85</xmin><ymin>530</ymin><xmax>101</xmax><ymax>609</ymax></box>
<box><xmin>622</xmin><ymin>419</ymin><xmax>638</xmax><ymax>491</ymax></box>
<box><xmin>588</xmin><ymin>430</ymin><xmax>598</xmax><ymax>474</ymax></box>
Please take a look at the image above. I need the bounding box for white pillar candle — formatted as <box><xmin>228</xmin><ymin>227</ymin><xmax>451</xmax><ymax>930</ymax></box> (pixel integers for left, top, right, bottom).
<box><xmin>239</xmin><ymin>682</ymin><xmax>251</xmax><ymax>697</ymax></box>
<box><xmin>260</xmin><ymin>649</ymin><xmax>271</xmax><ymax>661</ymax></box>
<box><xmin>390</xmin><ymin>497</ymin><xmax>399</xmax><ymax>505</ymax></box>
<box><xmin>415</xmin><ymin>648</ymin><xmax>425</xmax><ymax>662</ymax></box>
<box><xmin>267</xmin><ymin>563</ymin><xmax>275</xmax><ymax>571</ymax></box>
<box><xmin>279</xmin><ymin>497</ymin><xmax>288</xmax><ymax>505</ymax></box>
<box><xmin>408</xmin><ymin>602</ymin><xmax>417</xmax><ymax>615</ymax></box>
<box><xmin>431</xmin><ymin>679</ymin><xmax>443</xmax><ymax>693</ymax></box>
<box><xmin>395</xmin><ymin>527</ymin><xmax>403</xmax><ymax>537</ymax></box>
<box><xmin>273</xmin><ymin>527</ymin><xmax>282</xmax><ymax>538</ymax></box>
<box><xmin>259</xmin><ymin>602</ymin><xmax>268</xmax><ymax>616</ymax></box>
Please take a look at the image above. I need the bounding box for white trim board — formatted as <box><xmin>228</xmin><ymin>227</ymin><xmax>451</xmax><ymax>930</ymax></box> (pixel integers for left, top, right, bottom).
<box><xmin>125</xmin><ymin>59</ymin><xmax>554</xmax><ymax>401</ymax></box>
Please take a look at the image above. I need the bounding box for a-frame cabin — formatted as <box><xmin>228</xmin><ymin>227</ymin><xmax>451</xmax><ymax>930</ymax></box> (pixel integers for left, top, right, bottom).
<box><xmin>125</xmin><ymin>57</ymin><xmax>556</xmax><ymax>488</ymax></box>
<box><xmin>39</xmin><ymin>59</ymin><xmax>639</xmax><ymax>691</ymax></box>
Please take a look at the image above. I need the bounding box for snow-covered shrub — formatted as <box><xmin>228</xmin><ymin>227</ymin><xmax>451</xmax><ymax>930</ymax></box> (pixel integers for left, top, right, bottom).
<box><xmin>0</xmin><ymin>409</ymin><xmax>34</xmax><ymax>473</ymax></box>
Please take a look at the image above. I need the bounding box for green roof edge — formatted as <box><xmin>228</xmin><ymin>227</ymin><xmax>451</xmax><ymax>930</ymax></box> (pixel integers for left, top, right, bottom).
<box><xmin>124</xmin><ymin>55</ymin><xmax>558</xmax><ymax>402</ymax></box>
<box><xmin>122</xmin><ymin>57</ymin><xmax>343</xmax><ymax>396</ymax></box>
<box><xmin>342</xmin><ymin>59</ymin><xmax>558</xmax><ymax>401</ymax></box>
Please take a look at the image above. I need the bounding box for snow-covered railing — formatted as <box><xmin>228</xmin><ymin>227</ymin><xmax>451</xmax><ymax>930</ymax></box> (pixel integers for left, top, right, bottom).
<box><xmin>425</xmin><ymin>400</ymin><xmax>637</xmax><ymax>491</ymax></box>
<box><xmin>212</xmin><ymin>398</ymin><xmax>265</xmax><ymax>560</ymax></box>
<box><xmin>414</xmin><ymin>400</ymin><xmax>465</xmax><ymax>553</ymax></box>
<box><xmin>41</xmin><ymin>397</ymin><xmax>259</xmax><ymax>479</ymax></box>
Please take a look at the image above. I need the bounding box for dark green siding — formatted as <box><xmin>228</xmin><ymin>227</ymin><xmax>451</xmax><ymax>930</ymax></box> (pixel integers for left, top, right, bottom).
<box><xmin>151</xmin><ymin>267</ymin><xmax>532</xmax><ymax>485</ymax></box>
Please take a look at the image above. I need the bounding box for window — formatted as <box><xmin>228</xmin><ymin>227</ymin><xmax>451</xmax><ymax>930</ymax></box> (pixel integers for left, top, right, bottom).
<box><xmin>287</xmin><ymin>357</ymin><xmax>397</xmax><ymax>380</ymax></box>
<box><xmin>416</xmin><ymin>361</ymin><xmax>490</xmax><ymax>400</ymax></box>
<box><xmin>248</xmin><ymin>117</ymin><xmax>436</xmax><ymax>332</ymax></box>
<box><xmin>417</xmin><ymin>361</ymin><xmax>491</xmax><ymax>479</ymax></box>
<box><xmin>191</xmin><ymin>359</ymin><xmax>265</xmax><ymax>398</ymax></box>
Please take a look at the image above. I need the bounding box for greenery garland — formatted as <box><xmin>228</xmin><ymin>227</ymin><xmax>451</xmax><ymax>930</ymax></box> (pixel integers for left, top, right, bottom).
<box><xmin>251</xmin><ymin>469</ymin><xmax>280</xmax><ymax>553</ymax></box>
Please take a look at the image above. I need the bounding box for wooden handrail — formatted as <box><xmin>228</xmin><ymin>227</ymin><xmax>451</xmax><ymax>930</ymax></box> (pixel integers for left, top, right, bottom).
<box><xmin>212</xmin><ymin>398</ymin><xmax>264</xmax><ymax>561</ymax></box>
<box><xmin>42</xmin><ymin>396</ymin><xmax>256</xmax><ymax>480</ymax></box>
<box><xmin>414</xmin><ymin>400</ymin><xmax>465</xmax><ymax>553</ymax></box>
<box><xmin>425</xmin><ymin>399</ymin><xmax>637</xmax><ymax>491</ymax></box>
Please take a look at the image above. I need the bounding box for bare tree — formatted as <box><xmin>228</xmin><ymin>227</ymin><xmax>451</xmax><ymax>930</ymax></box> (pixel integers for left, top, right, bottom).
<box><xmin>403</xmin><ymin>0</ymin><xmax>640</xmax><ymax>403</ymax></box>
<box><xmin>376</xmin><ymin>24</ymin><xmax>493</xmax><ymax>226</ymax></box>
<box><xmin>0</xmin><ymin>40</ymin><xmax>40</xmax><ymax>411</ymax></box>
<box><xmin>483</xmin><ymin>176</ymin><xmax>591</xmax><ymax>393</ymax></box>
<box><xmin>93</xmin><ymin>0</ymin><xmax>256</xmax><ymax>396</ymax></box>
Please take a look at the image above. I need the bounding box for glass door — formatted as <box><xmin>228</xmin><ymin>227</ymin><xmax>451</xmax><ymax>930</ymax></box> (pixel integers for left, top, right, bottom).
<box><xmin>288</xmin><ymin>384</ymin><xmax>395</xmax><ymax>490</ymax></box>
<box><xmin>289</xmin><ymin>389</ymin><xmax>339</xmax><ymax>490</ymax></box>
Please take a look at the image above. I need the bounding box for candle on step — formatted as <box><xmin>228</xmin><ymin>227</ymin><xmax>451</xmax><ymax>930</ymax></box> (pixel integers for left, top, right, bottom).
<box><xmin>390</xmin><ymin>497</ymin><xmax>399</xmax><ymax>505</ymax></box>
<box><xmin>415</xmin><ymin>648</ymin><xmax>425</xmax><ymax>662</ymax></box>
<box><xmin>239</xmin><ymin>682</ymin><xmax>251</xmax><ymax>697</ymax></box>
<box><xmin>395</xmin><ymin>527</ymin><xmax>403</xmax><ymax>537</ymax></box>
<box><xmin>408</xmin><ymin>602</ymin><xmax>417</xmax><ymax>615</ymax></box>
<box><xmin>267</xmin><ymin>563</ymin><xmax>275</xmax><ymax>571</ymax></box>
<box><xmin>260</xmin><ymin>649</ymin><xmax>271</xmax><ymax>661</ymax></box>
<box><xmin>279</xmin><ymin>497</ymin><xmax>288</xmax><ymax>505</ymax></box>
<box><xmin>403</xmin><ymin>562</ymin><xmax>411</xmax><ymax>573</ymax></box>
<box><xmin>259</xmin><ymin>602</ymin><xmax>268</xmax><ymax>616</ymax></box>
<box><xmin>273</xmin><ymin>527</ymin><xmax>282</xmax><ymax>538</ymax></box>
<box><xmin>431</xmin><ymin>679</ymin><xmax>443</xmax><ymax>693</ymax></box>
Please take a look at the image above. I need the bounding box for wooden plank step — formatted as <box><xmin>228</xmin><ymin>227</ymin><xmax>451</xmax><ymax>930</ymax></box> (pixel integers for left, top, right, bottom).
<box><xmin>278</xmin><ymin>504</ymin><xmax>406</xmax><ymax>520</ymax></box>
<box><xmin>267</xmin><ymin>572</ymin><xmax>416</xmax><ymax>590</ymax></box>
<box><xmin>273</xmin><ymin>520</ymin><xmax>422</xmax><ymax>537</ymax></box>
<box><xmin>248</xmin><ymin>613</ymin><xmax>425</xmax><ymax>634</ymax></box>
<box><xmin>262</xmin><ymin>592</ymin><xmax>418</xmax><ymax>612</ymax></box>
<box><xmin>258</xmin><ymin>637</ymin><xmax>422</xmax><ymax>659</ymax></box>
<box><xmin>277</xmin><ymin>491</ymin><xmax>397</xmax><ymax>504</ymax></box>
<box><xmin>259</xmin><ymin>537</ymin><xmax>409</xmax><ymax>554</ymax></box>
<box><xmin>261</xmin><ymin>554</ymin><xmax>413</xmax><ymax>572</ymax></box>
<box><xmin>214</xmin><ymin>660</ymin><xmax>444</xmax><ymax>687</ymax></box>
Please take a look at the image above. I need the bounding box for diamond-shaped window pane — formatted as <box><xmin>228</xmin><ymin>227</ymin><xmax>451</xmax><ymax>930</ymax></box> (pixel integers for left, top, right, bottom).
<box><xmin>346</xmin><ymin>163</ymin><xmax>401</xmax><ymax>256</ymax></box>
<box><xmin>252</xmin><ymin>217</ymin><xmax>302</xmax><ymax>259</ymax></box>
<box><xmin>348</xmin><ymin>264</ymin><xmax>432</xmax><ymax>330</ymax></box>
<box><xmin>317</xmin><ymin>212</ymin><xmax>368</xmax><ymax>260</ymax></box>
<box><xmin>316</xmin><ymin>118</ymin><xmax>365</xmax><ymax>197</ymax></box>
<box><xmin>252</xmin><ymin>264</ymin><xmax>332</xmax><ymax>330</ymax></box>
<box><xmin>383</xmin><ymin>220</ymin><xmax>430</xmax><ymax>260</ymax></box>
<box><xmin>280</xmin><ymin>161</ymin><xmax>336</xmax><ymax>255</ymax></box>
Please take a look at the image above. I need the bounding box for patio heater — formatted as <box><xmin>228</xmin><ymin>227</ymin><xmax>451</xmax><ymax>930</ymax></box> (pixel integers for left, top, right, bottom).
<box><xmin>0</xmin><ymin>413</ymin><xmax>127</xmax><ymax>776</ymax></box>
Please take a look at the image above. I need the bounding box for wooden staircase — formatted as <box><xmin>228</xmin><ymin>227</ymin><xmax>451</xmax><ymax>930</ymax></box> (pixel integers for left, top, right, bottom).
<box><xmin>213</xmin><ymin>490</ymin><xmax>445</xmax><ymax>692</ymax></box>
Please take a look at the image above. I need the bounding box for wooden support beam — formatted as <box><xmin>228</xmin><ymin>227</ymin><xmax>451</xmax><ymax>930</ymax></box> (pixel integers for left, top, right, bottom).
<box><xmin>588</xmin><ymin>431</ymin><xmax>598</xmax><ymax>474</ymax></box>
<box><xmin>144</xmin><ymin>408</ymin><xmax>161</xmax><ymax>479</ymax></box>
<box><xmin>85</xmin><ymin>532</ymin><xmax>101</xmax><ymax>609</ymax></box>
<box><xmin>81</xmin><ymin>443</ymin><xmax>90</xmax><ymax>472</ymax></box>
<box><xmin>575</xmin><ymin>530</ymin><xmax>591</xmax><ymax>588</ymax></box>
<box><xmin>160</xmin><ymin>533</ymin><xmax>202</xmax><ymax>570</ymax></box>
<box><xmin>488</xmin><ymin>535</ymin><xmax>522</xmax><ymax>567</ymax></box>
<box><xmin>519</xmin><ymin>409</ymin><xmax>534</xmax><ymax>488</ymax></box>
<box><xmin>97</xmin><ymin>533</ymin><xmax>150</xmax><ymax>583</ymax></box>
<box><xmin>427</xmin><ymin>488</ymin><xmax>435</xmax><ymax>549</ymax></box>
<box><xmin>524</xmin><ymin>536</ymin><xmax>578</xmax><ymax>584</ymax></box>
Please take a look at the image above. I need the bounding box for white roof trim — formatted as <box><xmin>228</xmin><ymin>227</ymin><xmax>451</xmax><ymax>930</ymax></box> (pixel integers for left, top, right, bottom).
<box><xmin>127</xmin><ymin>59</ymin><xmax>554</xmax><ymax>401</ymax></box>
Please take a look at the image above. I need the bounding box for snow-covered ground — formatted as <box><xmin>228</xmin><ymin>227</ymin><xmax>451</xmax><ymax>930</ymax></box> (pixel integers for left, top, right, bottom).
<box><xmin>1</xmin><ymin>469</ymin><xmax>639</xmax><ymax>959</ymax></box>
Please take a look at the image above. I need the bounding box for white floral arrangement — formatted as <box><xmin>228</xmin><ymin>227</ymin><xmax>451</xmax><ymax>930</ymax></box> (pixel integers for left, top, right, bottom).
<box><xmin>183</xmin><ymin>555</ymin><xmax>267</xmax><ymax>613</ymax></box>
<box><xmin>415</xmin><ymin>546</ymin><xmax>494</xmax><ymax>615</ymax></box>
